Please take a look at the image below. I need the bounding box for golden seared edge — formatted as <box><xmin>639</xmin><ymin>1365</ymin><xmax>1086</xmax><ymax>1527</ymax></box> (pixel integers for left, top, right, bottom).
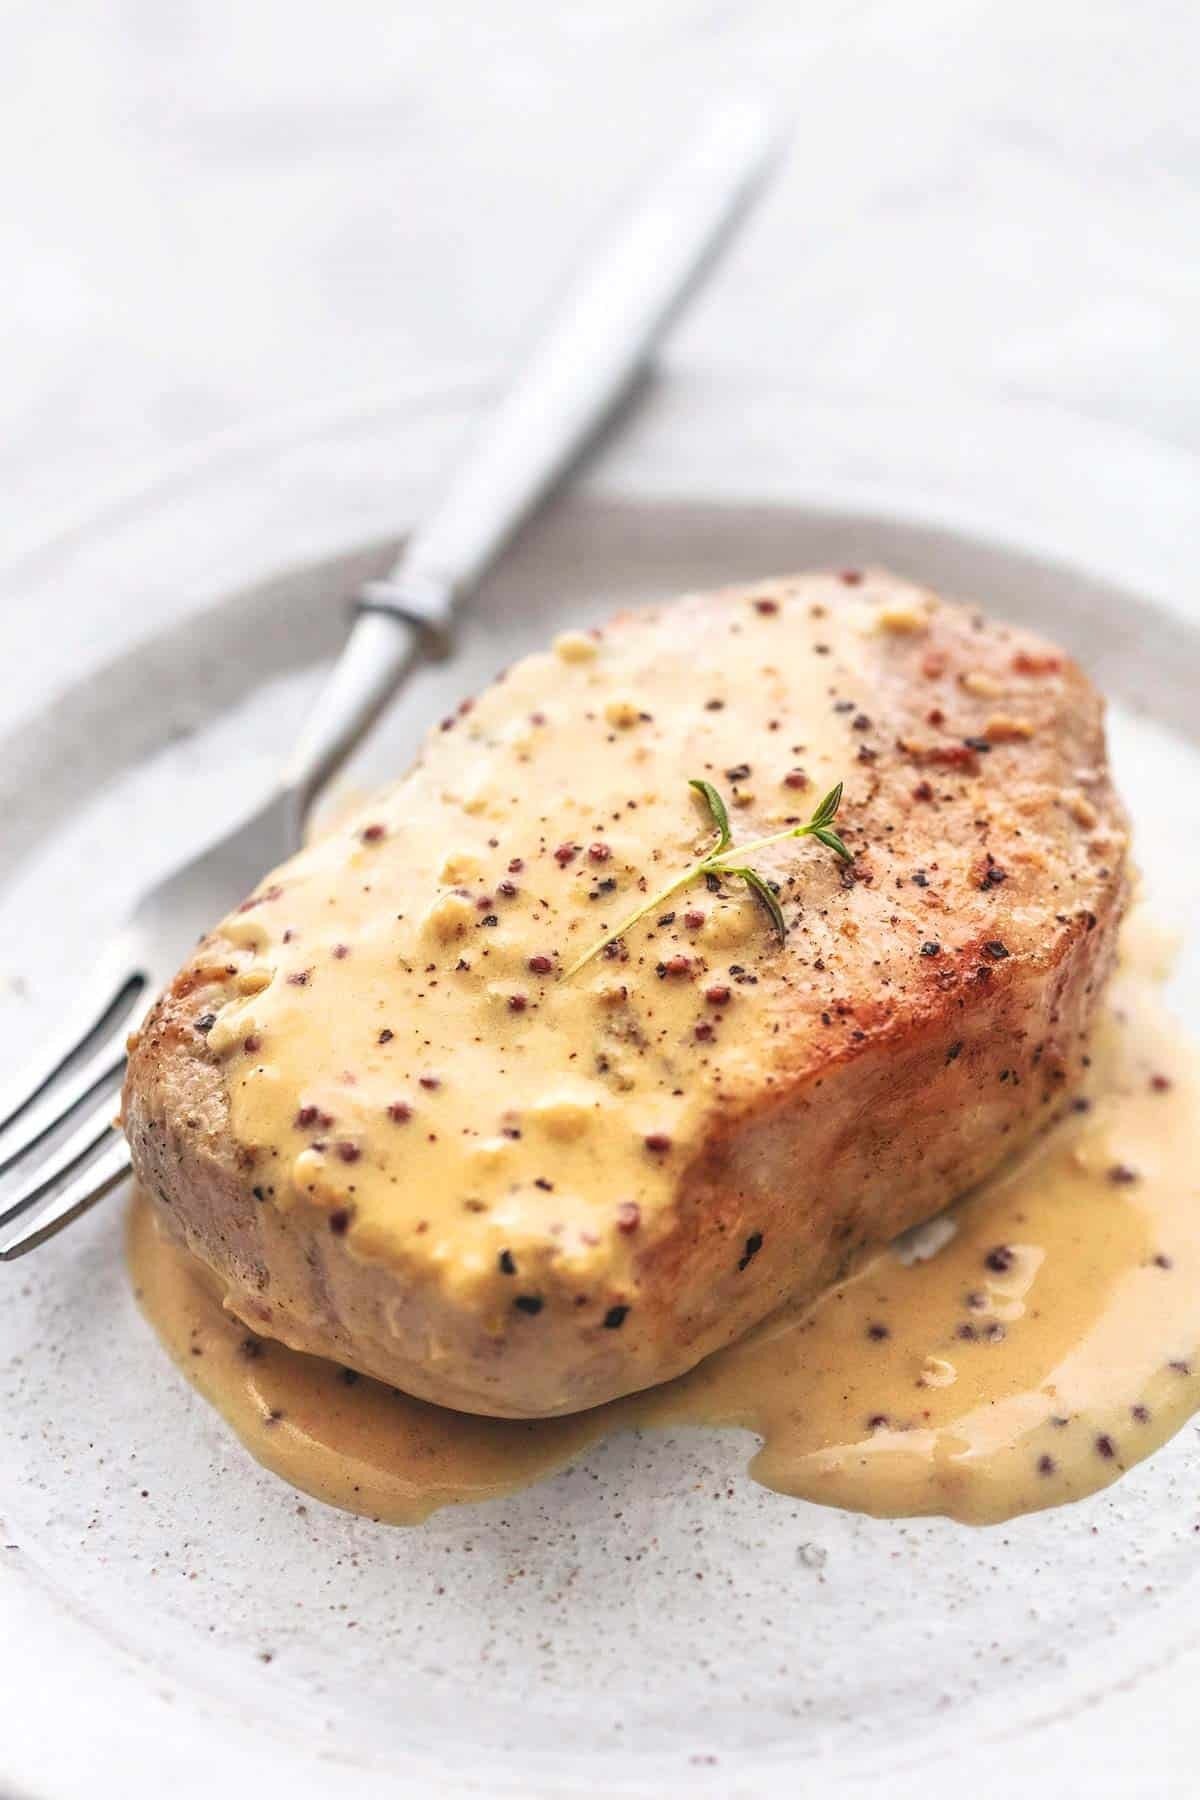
<box><xmin>123</xmin><ymin>569</ymin><xmax>1128</xmax><ymax>1417</ymax></box>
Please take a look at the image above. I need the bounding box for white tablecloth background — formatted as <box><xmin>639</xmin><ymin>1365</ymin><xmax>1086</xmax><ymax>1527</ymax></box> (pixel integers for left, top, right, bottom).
<box><xmin>2</xmin><ymin>0</ymin><xmax>1195</xmax><ymax>544</ymax></box>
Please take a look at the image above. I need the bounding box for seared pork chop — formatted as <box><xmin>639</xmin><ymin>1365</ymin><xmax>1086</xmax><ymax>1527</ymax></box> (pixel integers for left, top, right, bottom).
<box><xmin>123</xmin><ymin>570</ymin><xmax>1128</xmax><ymax>1416</ymax></box>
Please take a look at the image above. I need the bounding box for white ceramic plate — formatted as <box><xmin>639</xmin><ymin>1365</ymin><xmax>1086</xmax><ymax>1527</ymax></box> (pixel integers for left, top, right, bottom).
<box><xmin>2</xmin><ymin>374</ymin><xmax>1199</xmax><ymax>1800</ymax></box>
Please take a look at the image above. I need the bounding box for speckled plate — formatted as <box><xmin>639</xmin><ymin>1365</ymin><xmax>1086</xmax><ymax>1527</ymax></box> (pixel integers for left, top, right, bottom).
<box><xmin>3</xmin><ymin>373</ymin><xmax>1199</xmax><ymax>1800</ymax></box>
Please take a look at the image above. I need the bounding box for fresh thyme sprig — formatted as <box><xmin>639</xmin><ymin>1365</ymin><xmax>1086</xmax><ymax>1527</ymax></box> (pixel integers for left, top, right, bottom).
<box><xmin>563</xmin><ymin>777</ymin><xmax>851</xmax><ymax>979</ymax></box>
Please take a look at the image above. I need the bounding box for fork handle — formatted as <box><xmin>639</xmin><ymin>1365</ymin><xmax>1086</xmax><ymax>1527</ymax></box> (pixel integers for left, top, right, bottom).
<box><xmin>280</xmin><ymin>95</ymin><xmax>776</xmax><ymax>817</ymax></box>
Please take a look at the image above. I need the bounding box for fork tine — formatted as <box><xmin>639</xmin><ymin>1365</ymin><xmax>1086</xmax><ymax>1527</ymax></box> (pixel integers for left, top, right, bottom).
<box><xmin>0</xmin><ymin>986</ymin><xmax>146</xmax><ymax>1175</ymax></box>
<box><xmin>0</xmin><ymin>956</ymin><xmax>145</xmax><ymax>1136</ymax></box>
<box><xmin>0</xmin><ymin>1133</ymin><xmax>132</xmax><ymax>1261</ymax></box>
<box><xmin>0</xmin><ymin>1082</ymin><xmax>124</xmax><ymax>1227</ymax></box>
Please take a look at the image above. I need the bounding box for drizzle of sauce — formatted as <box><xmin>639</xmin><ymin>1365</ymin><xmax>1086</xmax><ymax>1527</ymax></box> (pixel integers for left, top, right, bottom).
<box><xmin>130</xmin><ymin>915</ymin><xmax>1200</xmax><ymax>1527</ymax></box>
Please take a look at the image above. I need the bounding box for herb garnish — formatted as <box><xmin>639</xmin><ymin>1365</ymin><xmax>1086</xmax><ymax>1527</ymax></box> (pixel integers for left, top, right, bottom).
<box><xmin>564</xmin><ymin>778</ymin><xmax>850</xmax><ymax>978</ymax></box>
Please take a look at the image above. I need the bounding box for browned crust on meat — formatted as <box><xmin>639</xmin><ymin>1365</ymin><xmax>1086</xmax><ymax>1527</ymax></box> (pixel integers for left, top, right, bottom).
<box><xmin>123</xmin><ymin>571</ymin><xmax>1128</xmax><ymax>1416</ymax></box>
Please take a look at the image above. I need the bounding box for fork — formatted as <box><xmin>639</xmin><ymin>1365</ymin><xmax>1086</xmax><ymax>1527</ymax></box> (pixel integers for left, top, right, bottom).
<box><xmin>0</xmin><ymin>97</ymin><xmax>777</xmax><ymax>1258</ymax></box>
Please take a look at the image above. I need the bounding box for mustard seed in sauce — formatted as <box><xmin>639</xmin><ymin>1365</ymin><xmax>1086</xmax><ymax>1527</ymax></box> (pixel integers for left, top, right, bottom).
<box><xmin>514</xmin><ymin>1295</ymin><xmax>543</xmax><ymax>1315</ymax></box>
<box><xmin>1095</xmin><ymin>1434</ymin><xmax>1117</xmax><ymax>1459</ymax></box>
<box><xmin>616</xmin><ymin>1202</ymin><xmax>640</xmax><ymax>1234</ymax></box>
<box><xmin>1108</xmin><ymin>1164</ymin><xmax>1139</xmax><ymax>1184</ymax></box>
<box><xmin>644</xmin><ymin>1133</ymin><xmax>672</xmax><ymax>1154</ymax></box>
<box><xmin>603</xmin><ymin>1305</ymin><xmax>629</xmax><ymax>1329</ymax></box>
<box><xmin>985</xmin><ymin>1245</ymin><xmax>1015</xmax><ymax>1272</ymax></box>
<box><xmin>866</xmin><ymin>1322</ymin><xmax>889</xmax><ymax>1341</ymax></box>
<box><xmin>295</xmin><ymin>1106</ymin><xmax>332</xmax><ymax>1130</ymax></box>
<box><xmin>328</xmin><ymin>1208</ymin><xmax>354</xmax><ymax>1236</ymax></box>
<box><xmin>528</xmin><ymin>955</ymin><xmax>553</xmax><ymax>974</ymax></box>
<box><xmin>588</xmin><ymin>843</ymin><xmax>611</xmax><ymax>863</ymax></box>
<box><xmin>361</xmin><ymin>824</ymin><xmax>386</xmax><ymax>843</ymax></box>
<box><xmin>705</xmin><ymin>985</ymin><xmax>732</xmax><ymax>1006</ymax></box>
<box><xmin>236</xmin><ymin>883</ymin><xmax>283</xmax><ymax>913</ymax></box>
<box><xmin>498</xmin><ymin>1250</ymin><xmax>517</xmax><ymax>1275</ymax></box>
<box><xmin>335</xmin><ymin>1141</ymin><xmax>360</xmax><ymax>1163</ymax></box>
<box><xmin>387</xmin><ymin>1102</ymin><xmax>412</xmax><ymax>1124</ymax></box>
<box><xmin>378</xmin><ymin>1028</ymin><xmax>394</xmax><ymax>1044</ymax></box>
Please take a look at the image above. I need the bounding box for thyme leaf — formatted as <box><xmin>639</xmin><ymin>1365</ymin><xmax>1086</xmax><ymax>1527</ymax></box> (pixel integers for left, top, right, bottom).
<box><xmin>810</xmin><ymin>824</ymin><xmax>850</xmax><ymax>860</ymax></box>
<box><xmin>809</xmin><ymin>780</ymin><xmax>844</xmax><ymax>828</ymax></box>
<box><xmin>687</xmin><ymin>778</ymin><xmax>732</xmax><ymax>851</ymax></box>
<box><xmin>729</xmin><ymin>867</ymin><xmax>787</xmax><ymax>944</ymax></box>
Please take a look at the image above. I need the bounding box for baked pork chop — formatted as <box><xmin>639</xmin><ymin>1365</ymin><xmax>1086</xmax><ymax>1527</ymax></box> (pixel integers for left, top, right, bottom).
<box><xmin>123</xmin><ymin>570</ymin><xmax>1128</xmax><ymax>1417</ymax></box>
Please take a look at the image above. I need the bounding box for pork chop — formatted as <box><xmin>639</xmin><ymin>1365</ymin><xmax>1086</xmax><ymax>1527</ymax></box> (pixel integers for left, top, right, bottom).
<box><xmin>123</xmin><ymin>570</ymin><xmax>1128</xmax><ymax>1416</ymax></box>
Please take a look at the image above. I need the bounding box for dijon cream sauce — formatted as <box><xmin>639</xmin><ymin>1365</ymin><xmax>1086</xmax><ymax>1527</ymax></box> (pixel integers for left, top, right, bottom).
<box><xmin>129</xmin><ymin>916</ymin><xmax>1200</xmax><ymax>1527</ymax></box>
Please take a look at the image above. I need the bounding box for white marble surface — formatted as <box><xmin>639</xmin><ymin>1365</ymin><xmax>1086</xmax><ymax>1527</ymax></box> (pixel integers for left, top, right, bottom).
<box><xmin>2</xmin><ymin>0</ymin><xmax>1196</xmax><ymax>549</ymax></box>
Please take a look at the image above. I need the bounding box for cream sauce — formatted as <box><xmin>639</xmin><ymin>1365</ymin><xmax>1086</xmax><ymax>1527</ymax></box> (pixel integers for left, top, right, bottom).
<box><xmin>129</xmin><ymin>917</ymin><xmax>1200</xmax><ymax>1526</ymax></box>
